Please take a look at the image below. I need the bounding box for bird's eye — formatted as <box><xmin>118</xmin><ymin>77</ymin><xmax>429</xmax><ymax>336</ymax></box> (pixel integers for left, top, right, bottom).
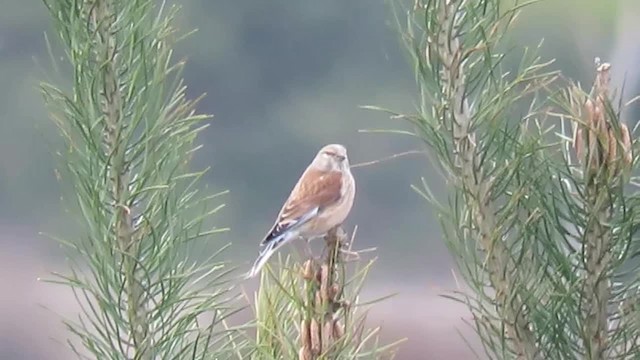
<box><xmin>321</xmin><ymin>151</ymin><xmax>345</xmax><ymax>161</ymax></box>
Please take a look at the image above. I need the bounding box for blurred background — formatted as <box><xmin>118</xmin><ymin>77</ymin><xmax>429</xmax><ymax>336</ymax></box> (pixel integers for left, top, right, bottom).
<box><xmin>1</xmin><ymin>0</ymin><xmax>640</xmax><ymax>359</ymax></box>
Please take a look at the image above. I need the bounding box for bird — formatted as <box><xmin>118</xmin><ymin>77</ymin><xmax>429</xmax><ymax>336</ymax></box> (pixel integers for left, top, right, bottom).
<box><xmin>244</xmin><ymin>143</ymin><xmax>356</xmax><ymax>279</ymax></box>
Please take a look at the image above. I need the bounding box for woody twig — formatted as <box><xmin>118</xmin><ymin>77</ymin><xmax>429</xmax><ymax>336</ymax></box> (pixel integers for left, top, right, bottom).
<box><xmin>298</xmin><ymin>227</ymin><xmax>349</xmax><ymax>359</ymax></box>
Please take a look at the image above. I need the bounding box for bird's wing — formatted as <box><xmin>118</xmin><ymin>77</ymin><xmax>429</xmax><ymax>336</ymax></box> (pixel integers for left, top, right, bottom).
<box><xmin>261</xmin><ymin>169</ymin><xmax>343</xmax><ymax>245</ymax></box>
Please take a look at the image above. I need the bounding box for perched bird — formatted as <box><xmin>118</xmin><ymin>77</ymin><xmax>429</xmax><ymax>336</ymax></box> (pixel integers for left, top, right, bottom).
<box><xmin>245</xmin><ymin>144</ymin><xmax>356</xmax><ymax>279</ymax></box>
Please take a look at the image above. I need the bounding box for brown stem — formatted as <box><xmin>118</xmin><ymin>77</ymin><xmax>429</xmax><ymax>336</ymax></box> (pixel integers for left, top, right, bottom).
<box><xmin>582</xmin><ymin>186</ymin><xmax>612</xmax><ymax>359</ymax></box>
<box><xmin>432</xmin><ymin>2</ymin><xmax>538</xmax><ymax>358</ymax></box>
<box><xmin>299</xmin><ymin>227</ymin><xmax>348</xmax><ymax>359</ymax></box>
<box><xmin>90</xmin><ymin>0</ymin><xmax>150</xmax><ymax>358</ymax></box>
<box><xmin>577</xmin><ymin>63</ymin><xmax>616</xmax><ymax>359</ymax></box>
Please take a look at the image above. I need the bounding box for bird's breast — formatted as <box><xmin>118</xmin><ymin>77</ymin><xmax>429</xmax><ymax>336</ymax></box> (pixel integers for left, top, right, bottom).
<box><xmin>300</xmin><ymin>169</ymin><xmax>355</xmax><ymax>237</ymax></box>
<box><xmin>324</xmin><ymin>171</ymin><xmax>355</xmax><ymax>225</ymax></box>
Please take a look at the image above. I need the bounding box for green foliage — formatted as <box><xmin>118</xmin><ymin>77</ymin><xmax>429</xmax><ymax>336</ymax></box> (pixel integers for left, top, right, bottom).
<box><xmin>250</xmin><ymin>230</ymin><xmax>404</xmax><ymax>360</ymax></box>
<box><xmin>39</xmin><ymin>0</ymin><xmax>244</xmax><ymax>358</ymax></box>
<box><xmin>369</xmin><ymin>0</ymin><xmax>640</xmax><ymax>358</ymax></box>
<box><xmin>388</xmin><ymin>2</ymin><xmax>558</xmax><ymax>357</ymax></box>
<box><xmin>546</xmin><ymin>65</ymin><xmax>640</xmax><ymax>358</ymax></box>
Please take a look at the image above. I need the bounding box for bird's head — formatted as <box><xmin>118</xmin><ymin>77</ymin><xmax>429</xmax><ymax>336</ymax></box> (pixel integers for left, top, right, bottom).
<box><xmin>312</xmin><ymin>144</ymin><xmax>349</xmax><ymax>171</ymax></box>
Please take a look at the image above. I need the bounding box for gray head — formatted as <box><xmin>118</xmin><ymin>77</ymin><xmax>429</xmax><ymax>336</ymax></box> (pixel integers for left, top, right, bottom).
<box><xmin>311</xmin><ymin>144</ymin><xmax>350</xmax><ymax>171</ymax></box>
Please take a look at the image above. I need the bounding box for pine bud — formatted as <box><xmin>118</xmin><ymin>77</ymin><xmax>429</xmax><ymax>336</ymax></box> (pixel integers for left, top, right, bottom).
<box><xmin>310</xmin><ymin>318</ymin><xmax>321</xmax><ymax>355</ymax></box>
<box><xmin>621</xmin><ymin>123</ymin><xmax>633</xmax><ymax>167</ymax></box>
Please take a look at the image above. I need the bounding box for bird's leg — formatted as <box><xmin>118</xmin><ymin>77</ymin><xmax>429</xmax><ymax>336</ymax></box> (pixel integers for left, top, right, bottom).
<box><xmin>295</xmin><ymin>236</ymin><xmax>315</xmax><ymax>262</ymax></box>
<box><xmin>304</xmin><ymin>237</ymin><xmax>314</xmax><ymax>260</ymax></box>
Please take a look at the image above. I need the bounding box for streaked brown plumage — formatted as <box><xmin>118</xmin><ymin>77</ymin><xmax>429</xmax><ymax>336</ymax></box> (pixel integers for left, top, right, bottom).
<box><xmin>245</xmin><ymin>144</ymin><xmax>355</xmax><ymax>278</ymax></box>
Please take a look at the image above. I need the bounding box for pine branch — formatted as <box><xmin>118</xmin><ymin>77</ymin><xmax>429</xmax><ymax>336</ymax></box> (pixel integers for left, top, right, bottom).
<box><xmin>298</xmin><ymin>227</ymin><xmax>350</xmax><ymax>359</ymax></box>
<box><xmin>580</xmin><ymin>64</ymin><xmax>615</xmax><ymax>359</ymax></box>
<box><xmin>39</xmin><ymin>0</ymin><xmax>244</xmax><ymax>358</ymax></box>
<box><xmin>374</xmin><ymin>0</ymin><xmax>561</xmax><ymax>357</ymax></box>
<box><xmin>252</xmin><ymin>228</ymin><xmax>403</xmax><ymax>360</ymax></box>
<box><xmin>562</xmin><ymin>62</ymin><xmax>633</xmax><ymax>359</ymax></box>
<box><xmin>377</xmin><ymin>0</ymin><xmax>640</xmax><ymax>358</ymax></box>
<box><xmin>89</xmin><ymin>0</ymin><xmax>151</xmax><ymax>356</ymax></box>
<box><xmin>433</xmin><ymin>2</ymin><xmax>537</xmax><ymax>357</ymax></box>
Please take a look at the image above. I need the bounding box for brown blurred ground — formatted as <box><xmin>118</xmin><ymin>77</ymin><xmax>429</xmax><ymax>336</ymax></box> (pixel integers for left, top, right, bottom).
<box><xmin>0</xmin><ymin>225</ymin><xmax>481</xmax><ymax>360</ymax></box>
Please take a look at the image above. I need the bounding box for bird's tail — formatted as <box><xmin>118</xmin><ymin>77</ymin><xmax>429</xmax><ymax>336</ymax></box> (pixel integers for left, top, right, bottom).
<box><xmin>244</xmin><ymin>232</ymin><xmax>292</xmax><ymax>279</ymax></box>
